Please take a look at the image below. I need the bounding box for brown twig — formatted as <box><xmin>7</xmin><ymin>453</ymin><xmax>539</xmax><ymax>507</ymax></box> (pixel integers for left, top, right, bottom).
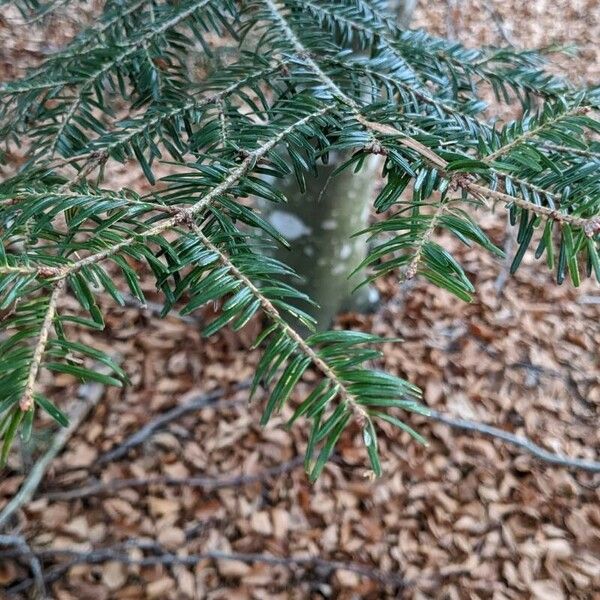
<box><xmin>428</xmin><ymin>409</ymin><xmax>600</xmax><ymax>473</ymax></box>
<box><xmin>56</xmin><ymin>151</ymin><xmax>108</xmax><ymax>191</ymax></box>
<box><xmin>5</xmin><ymin>539</ymin><xmax>408</xmax><ymax>594</ymax></box>
<box><xmin>94</xmin><ymin>382</ymin><xmax>251</xmax><ymax>467</ymax></box>
<box><xmin>44</xmin><ymin>455</ymin><xmax>305</xmax><ymax>501</ymax></box>
<box><xmin>0</xmin><ymin>534</ymin><xmax>46</xmax><ymax>598</ymax></box>
<box><xmin>0</xmin><ymin>364</ymin><xmax>115</xmax><ymax>530</ymax></box>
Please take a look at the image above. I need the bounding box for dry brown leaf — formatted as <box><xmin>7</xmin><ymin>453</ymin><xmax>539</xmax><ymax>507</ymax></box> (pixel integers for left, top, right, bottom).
<box><xmin>529</xmin><ymin>579</ymin><xmax>565</xmax><ymax>600</ymax></box>
<box><xmin>101</xmin><ymin>561</ymin><xmax>127</xmax><ymax>591</ymax></box>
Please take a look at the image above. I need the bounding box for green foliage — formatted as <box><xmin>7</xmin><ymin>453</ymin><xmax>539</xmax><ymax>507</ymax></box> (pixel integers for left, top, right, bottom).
<box><xmin>0</xmin><ymin>0</ymin><xmax>598</xmax><ymax>476</ymax></box>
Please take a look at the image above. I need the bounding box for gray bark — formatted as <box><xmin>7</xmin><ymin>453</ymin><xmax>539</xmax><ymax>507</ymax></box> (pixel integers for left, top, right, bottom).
<box><xmin>262</xmin><ymin>1</ymin><xmax>417</xmax><ymax>330</ymax></box>
<box><xmin>266</xmin><ymin>155</ymin><xmax>381</xmax><ymax>331</ymax></box>
<box><xmin>390</xmin><ymin>0</ymin><xmax>418</xmax><ymax>28</ymax></box>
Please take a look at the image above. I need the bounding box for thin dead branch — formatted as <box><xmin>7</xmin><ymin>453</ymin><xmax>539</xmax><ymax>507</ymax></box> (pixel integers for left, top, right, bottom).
<box><xmin>44</xmin><ymin>456</ymin><xmax>305</xmax><ymax>501</ymax></box>
<box><xmin>486</xmin><ymin>4</ymin><xmax>516</xmax><ymax>46</ymax></box>
<box><xmin>0</xmin><ymin>534</ymin><xmax>46</xmax><ymax>598</ymax></box>
<box><xmin>4</xmin><ymin>538</ymin><xmax>408</xmax><ymax>594</ymax></box>
<box><xmin>93</xmin><ymin>381</ymin><xmax>251</xmax><ymax>467</ymax></box>
<box><xmin>428</xmin><ymin>409</ymin><xmax>600</xmax><ymax>473</ymax></box>
<box><xmin>0</xmin><ymin>365</ymin><xmax>115</xmax><ymax>530</ymax></box>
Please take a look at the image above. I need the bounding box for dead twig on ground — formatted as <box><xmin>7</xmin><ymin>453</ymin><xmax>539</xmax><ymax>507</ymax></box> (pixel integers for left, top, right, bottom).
<box><xmin>485</xmin><ymin>3</ymin><xmax>517</xmax><ymax>46</ymax></box>
<box><xmin>0</xmin><ymin>366</ymin><xmax>115</xmax><ymax>531</ymax></box>
<box><xmin>45</xmin><ymin>404</ymin><xmax>600</xmax><ymax>503</ymax></box>
<box><xmin>429</xmin><ymin>409</ymin><xmax>600</xmax><ymax>473</ymax></box>
<box><xmin>4</xmin><ymin>538</ymin><xmax>409</xmax><ymax>594</ymax></box>
<box><xmin>445</xmin><ymin>0</ymin><xmax>460</xmax><ymax>40</ymax></box>
<box><xmin>93</xmin><ymin>381</ymin><xmax>251</xmax><ymax>467</ymax></box>
<box><xmin>44</xmin><ymin>455</ymin><xmax>304</xmax><ymax>501</ymax></box>
<box><xmin>0</xmin><ymin>534</ymin><xmax>46</xmax><ymax>598</ymax></box>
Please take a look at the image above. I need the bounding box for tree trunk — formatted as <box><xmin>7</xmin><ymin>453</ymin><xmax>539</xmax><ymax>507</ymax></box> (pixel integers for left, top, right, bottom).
<box><xmin>266</xmin><ymin>154</ymin><xmax>381</xmax><ymax>331</ymax></box>
<box><xmin>263</xmin><ymin>1</ymin><xmax>418</xmax><ymax>330</ymax></box>
<box><xmin>390</xmin><ymin>0</ymin><xmax>417</xmax><ymax>28</ymax></box>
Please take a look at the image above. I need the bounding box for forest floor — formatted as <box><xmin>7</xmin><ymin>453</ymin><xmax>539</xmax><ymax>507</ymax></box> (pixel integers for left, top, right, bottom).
<box><xmin>1</xmin><ymin>1</ymin><xmax>599</xmax><ymax>599</ymax></box>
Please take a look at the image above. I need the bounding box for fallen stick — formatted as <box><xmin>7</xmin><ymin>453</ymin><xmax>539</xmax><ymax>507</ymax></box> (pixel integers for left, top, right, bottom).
<box><xmin>94</xmin><ymin>381</ymin><xmax>251</xmax><ymax>467</ymax></box>
<box><xmin>44</xmin><ymin>455</ymin><xmax>304</xmax><ymax>501</ymax></box>
<box><xmin>428</xmin><ymin>409</ymin><xmax>600</xmax><ymax>473</ymax></box>
<box><xmin>0</xmin><ymin>370</ymin><xmax>112</xmax><ymax>530</ymax></box>
<box><xmin>45</xmin><ymin>405</ymin><xmax>600</xmax><ymax>503</ymax></box>
<box><xmin>4</xmin><ymin>538</ymin><xmax>409</xmax><ymax>594</ymax></box>
<box><xmin>0</xmin><ymin>534</ymin><xmax>46</xmax><ymax>598</ymax></box>
<box><xmin>74</xmin><ymin>375</ymin><xmax>600</xmax><ymax>481</ymax></box>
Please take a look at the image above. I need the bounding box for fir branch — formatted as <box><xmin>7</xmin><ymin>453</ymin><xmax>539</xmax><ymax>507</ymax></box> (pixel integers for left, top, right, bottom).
<box><xmin>66</xmin><ymin>60</ymin><xmax>285</xmax><ymax>165</ymax></box>
<box><xmin>6</xmin><ymin>105</ymin><xmax>332</xmax><ymax>281</ymax></box>
<box><xmin>298</xmin><ymin>0</ymin><xmax>424</xmax><ymax>86</ymax></box>
<box><xmin>19</xmin><ymin>279</ymin><xmax>65</xmax><ymax>412</ymax></box>
<box><xmin>188</xmin><ymin>220</ymin><xmax>368</xmax><ymax>422</ymax></box>
<box><xmin>42</xmin><ymin>0</ymin><xmax>217</xmax><ymax>159</ymax></box>
<box><xmin>63</xmin><ymin>106</ymin><xmax>332</xmax><ymax>275</ymax></box>
<box><xmin>324</xmin><ymin>55</ymin><xmax>463</xmax><ymax>116</ymax></box>
<box><xmin>24</xmin><ymin>0</ymin><xmax>72</xmax><ymax>23</ymax></box>
<box><xmin>400</xmin><ymin>118</ymin><xmax>565</xmax><ymax>208</ymax></box>
<box><xmin>53</xmin><ymin>0</ymin><xmax>151</xmax><ymax>60</ymax></box>
<box><xmin>542</xmin><ymin>141</ymin><xmax>600</xmax><ymax>160</ymax></box>
<box><xmin>0</xmin><ymin>361</ymin><xmax>115</xmax><ymax>529</ymax></box>
<box><xmin>402</xmin><ymin>202</ymin><xmax>449</xmax><ymax>281</ymax></box>
<box><xmin>1</xmin><ymin>0</ymin><xmax>599</xmax><ymax>480</ymax></box>
<box><xmin>482</xmin><ymin>104</ymin><xmax>591</xmax><ymax>164</ymax></box>
<box><xmin>264</xmin><ymin>0</ymin><xmax>599</xmax><ymax>235</ymax></box>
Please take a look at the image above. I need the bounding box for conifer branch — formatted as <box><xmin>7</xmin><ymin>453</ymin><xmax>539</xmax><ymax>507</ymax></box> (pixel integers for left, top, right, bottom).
<box><xmin>542</xmin><ymin>142</ymin><xmax>600</xmax><ymax>160</ymax></box>
<box><xmin>40</xmin><ymin>0</ymin><xmax>217</xmax><ymax>159</ymax></box>
<box><xmin>1</xmin><ymin>0</ymin><xmax>598</xmax><ymax>479</ymax></box>
<box><xmin>19</xmin><ymin>279</ymin><xmax>66</xmax><ymax>412</ymax></box>
<box><xmin>358</xmin><ymin>115</ymin><xmax>600</xmax><ymax>233</ymax></box>
<box><xmin>300</xmin><ymin>0</ymin><xmax>424</xmax><ymax>86</ymax></box>
<box><xmin>263</xmin><ymin>0</ymin><xmax>599</xmax><ymax>235</ymax></box>
<box><xmin>324</xmin><ymin>57</ymin><xmax>462</xmax><ymax>117</ymax></box>
<box><xmin>7</xmin><ymin>105</ymin><xmax>332</xmax><ymax>280</ymax></box>
<box><xmin>482</xmin><ymin>104</ymin><xmax>591</xmax><ymax>164</ymax></box>
<box><xmin>53</xmin><ymin>0</ymin><xmax>150</xmax><ymax>60</ymax></box>
<box><xmin>402</xmin><ymin>202</ymin><xmax>449</xmax><ymax>281</ymax></box>
<box><xmin>188</xmin><ymin>221</ymin><xmax>367</xmax><ymax>422</ymax></box>
<box><xmin>63</xmin><ymin>60</ymin><xmax>285</xmax><ymax>166</ymax></box>
<box><xmin>25</xmin><ymin>0</ymin><xmax>71</xmax><ymax>23</ymax></box>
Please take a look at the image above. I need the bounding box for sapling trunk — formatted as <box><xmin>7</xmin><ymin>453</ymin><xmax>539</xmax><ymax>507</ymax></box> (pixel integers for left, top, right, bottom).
<box><xmin>266</xmin><ymin>154</ymin><xmax>381</xmax><ymax>331</ymax></box>
<box><xmin>390</xmin><ymin>0</ymin><xmax>417</xmax><ymax>27</ymax></box>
